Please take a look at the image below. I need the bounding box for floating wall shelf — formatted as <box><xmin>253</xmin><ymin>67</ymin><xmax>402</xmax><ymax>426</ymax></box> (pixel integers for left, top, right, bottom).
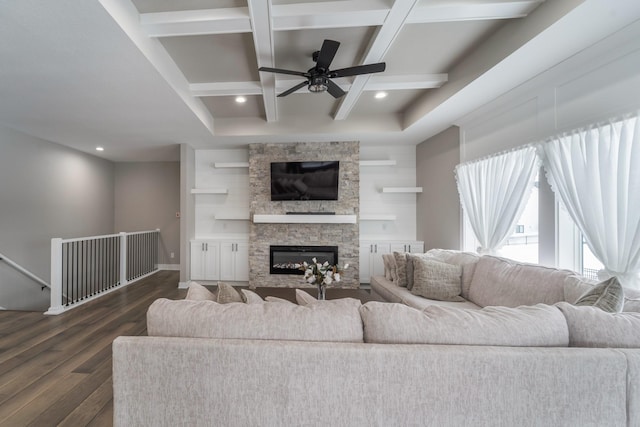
<box><xmin>253</xmin><ymin>214</ymin><xmax>357</xmax><ymax>224</ymax></box>
<box><xmin>381</xmin><ymin>187</ymin><xmax>423</xmax><ymax>193</ymax></box>
<box><xmin>213</xmin><ymin>162</ymin><xmax>249</xmax><ymax>168</ymax></box>
<box><xmin>191</xmin><ymin>188</ymin><xmax>228</xmax><ymax>194</ymax></box>
<box><xmin>359</xmin><ymin>160</ymin><xmax>397</xmax><ymax>167</ymax></box>
<box><xmin>360</xmin><ymin>214</ymin><xmax>397</xmax><ymax>221</ymax></box>
<box><xmin>214</xmin><ymin>213</ymin><xmax>250</xmax><ymax>220</ymax></box>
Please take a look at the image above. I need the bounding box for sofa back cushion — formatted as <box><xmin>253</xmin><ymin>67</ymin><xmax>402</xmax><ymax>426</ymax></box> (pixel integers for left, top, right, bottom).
<box><xmin>468</xmin><ymin>256</ymin><xmax>570</xmax><ymax>307</ymax></box>
<box><xmin>424</xmin><ymin>249</ymin><xmax>480</xmax><ymax>299</ymax></box>
<box><xmin>556</xmin><ymin>302</ymin><xmax>640</xmax><ymax>348</ymax></box>
<box><xmin>359</xmin><ymin>302</ymin><xmax>569</xmax><ymax>347</ymax></box>
<box><xmin>147</xmin><ymin>297</ymin><xmax>363</xmax><ymax>343</ymax></box>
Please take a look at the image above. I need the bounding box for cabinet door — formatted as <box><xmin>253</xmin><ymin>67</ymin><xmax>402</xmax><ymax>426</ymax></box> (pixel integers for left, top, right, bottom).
<box><xmin>234</xmin><ymin>242</ymin><xmax>249</xmax><ymax>282</ymax></box>
<box><xmin>371</xmin><ymin>243</ymin><xmax>390</xmax><ymax>278</ymax></box>
<box><xmin>190</xmin><ymin>242</ymin><xmax>206</xmax><ymax>280</ymax></box>
<box><xmin>219</xmin><ymin>242</ymin><xmax>235</xmax><ymax>281</ymax></box>
<box><xmin>203</xmin><ymin>242</ymin><xmax>219</xmax><ymax>280</ymax></box>
<box><xmin>359</xmin><ymin>243</ymin><xmax>373</xmax><ymax>284</ymax></box>
<box><xmin>409</xmin><ymin>242</ymin><xmax>424</xmax><ymax>253</ymax></box>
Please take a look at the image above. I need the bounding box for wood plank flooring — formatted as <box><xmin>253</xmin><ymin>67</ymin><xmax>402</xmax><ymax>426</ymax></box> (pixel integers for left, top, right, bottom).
<box><xmin>0</xmin><ymin>270</ymin><xmax>185</xmax><ymax>426</ymax></box>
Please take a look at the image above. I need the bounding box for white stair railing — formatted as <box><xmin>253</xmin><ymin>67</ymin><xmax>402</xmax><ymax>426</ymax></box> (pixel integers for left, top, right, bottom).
<box><xmin>0</xmin><ymin>252</ymin><xmax>50</xmax><ymax>290</ymax></box>
<box><xmin>47</xmin><ymin>229</ymin><xmax>159</xmax><ymax>315</ymax></box>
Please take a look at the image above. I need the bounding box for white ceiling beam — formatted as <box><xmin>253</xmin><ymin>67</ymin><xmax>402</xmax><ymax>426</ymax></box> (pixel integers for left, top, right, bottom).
<box><xmin>272</xmin><ymin>0</ymin><xmax>389</xmax><ymax>31</ymax></box>
<box><xmin>140</xmin><ymin>8</ymin><xmax>251</xmax><ymax>37</ymax></box>
<box><xmin>407</xmin><ymin>0</ymin><xmax>544</xmax><ymax>24</ymax></box>
<box><xmin>140</xmin><ymin>0</ymin><xmax>541</xmax><ymax>38</ymax></box>
<box><xmin>247</xmin><ymin>0</ymin><xmax>277</xmax><ymax>122</ymax></box>
<box><xmin>189</xmin><ymin>74</ymin><xmax>447</xmax><ymax>96</ymax></box>
<box><xmin>334</xmin><ymin>0</ymin><xmax>420</xmax><ymax>121</ymax></box>
<box><xmin>98</xmin><ymin>0</ymin><xmax>214</xmax><ymax>134</ymax></box>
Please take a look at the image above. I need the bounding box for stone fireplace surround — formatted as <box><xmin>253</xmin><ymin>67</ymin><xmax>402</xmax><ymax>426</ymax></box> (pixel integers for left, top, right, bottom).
<box><xmin>249</xmin><ymin>141</ymin><xmax>359</xmax><ymax>288</ymax></box>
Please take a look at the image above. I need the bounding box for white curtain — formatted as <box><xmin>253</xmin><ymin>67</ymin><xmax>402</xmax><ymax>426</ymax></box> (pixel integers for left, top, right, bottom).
<box><xmin>455</xmin><ymin>146</ymin><xmax>540</xmax><ymax>255</ymax></box>
<box><xmin>541</xmin><ymin>113</ymin><xmax>640</xmax><ymax>290</ymax></box>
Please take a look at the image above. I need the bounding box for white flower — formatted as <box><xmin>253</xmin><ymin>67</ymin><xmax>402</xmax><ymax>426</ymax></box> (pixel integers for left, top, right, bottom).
<box><xmin>323</xmin><ymin>261</ymin><xmax>329</xmax><ymax>267</ymax></box>
<box><xmin>344</xmin><ymin>263</ymin><xmax>349</xmax><ymax>269</ymax></box>
<box><xmin>334</xmin><ymin>273</ymin><xmax>341</xmax><ymax>282</ymax></box>
<box><xmin>312</xmin><ymin>257</ymin><xmax>317</xmax><ymax>264</ymax></box>
<box><xmin>307</xmin><ymin>276</ymin><xmax>316</xmax><ymax>284</ymax></box>
<box><xmin>323</xmin><ymin>276</ymin><xmax>332</xmax><ymax>285</ymax></box>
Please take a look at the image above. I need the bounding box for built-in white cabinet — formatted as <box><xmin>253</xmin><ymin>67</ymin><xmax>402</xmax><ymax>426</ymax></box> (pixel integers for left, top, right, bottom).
<box><xmin>190</xmin><ymin>240</ymin><xmax>219</xmax><ymax>280</ymax></box>
<box><xmin>359</xmin><ymin>240</ymin><xmax>424</xmax><ymax>283</ymax></box>
<box><xmin>219</xmin><ymin>241</ymin><xmax>249</xmax><ymax>282</ymax></box>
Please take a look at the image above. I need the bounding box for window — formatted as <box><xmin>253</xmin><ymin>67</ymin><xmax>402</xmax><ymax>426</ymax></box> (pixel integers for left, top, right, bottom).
<box><xmin>497</xmin><ymin>176</ymin><xmax>539</xmax><ymax>263</ymax></box>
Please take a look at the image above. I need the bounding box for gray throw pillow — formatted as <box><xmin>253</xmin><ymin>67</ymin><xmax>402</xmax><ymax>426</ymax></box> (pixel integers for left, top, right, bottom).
<box><xmin>392</xmin><ymin>252</ymin><xmax>408</xmax><ymax>287</ymax></box>
<box><xmin>410</xmin><ymin>257</ymin><xmax>464</xmax><ymax>302</ymax></box>
<box><xmin>216</xmin><ymin>282</ymin><xmax>243</xmax><ymax>304</ymax></box>
<box><xmin>295</xmin><ymin>289</ymin><xmax>318</xmax><ymax>306</ymax></box>
<box><xmin>406</xmin><ymin>253</ymin><xmax>436</xmax><ymax>291</ymax></box>
<box><xmin>241</xmin><ymin>289</ymin><xmax>264</xmax><ymax>304</ymax></box>
<box><xmin>574</xmin><ymin>277</ymin><xmax>624</xmax><ymax>313</ymax></box>
<box><xmin>185</xmin><ymin>281</ymin><xmax>216</xmax><ymax>301</ymax></box>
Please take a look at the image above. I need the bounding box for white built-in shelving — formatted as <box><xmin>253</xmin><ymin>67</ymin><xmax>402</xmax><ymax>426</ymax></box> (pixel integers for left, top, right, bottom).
<box><xmin>213</xmin><ymin>213</ymin><xmax>250</xmax><ymax>220</ymax></box>
<box><xmin>191</xmin><ymin>188</ymin><xmax>228</xmax><ymax>194</ymax></box>
<box><xmin>253</xmin><ymin>214</ymin><xmax>357</xmax><ymax>224</ymax></box>
<box><xmin>360</xmin><ymin>214</ymin><xmax>397</xmax><ymax>221</ymax></box>
<box><xmin>213</xmin><ymin>162</ymin><xmax>249</xmax><ymax>168</ymax></box>
<box><xmin>381</xmin><ymin>187</ymin><xmax>423</xmax><ymax>193</ymax></box>
<box><xmin>359</xmin><ymin>160</ymin><xmax>397</xmax><ymax>167</ymax></box>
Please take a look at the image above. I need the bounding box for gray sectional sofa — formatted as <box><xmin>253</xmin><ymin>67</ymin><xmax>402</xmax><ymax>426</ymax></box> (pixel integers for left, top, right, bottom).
<box><xmin>112</xmin><ymin>256</ymin><xmax>640</xmax><ymax>426</ymax></box>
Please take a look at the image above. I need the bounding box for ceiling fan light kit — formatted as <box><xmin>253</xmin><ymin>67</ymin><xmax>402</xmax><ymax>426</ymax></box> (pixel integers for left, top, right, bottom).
<box><xmin>259</xmin><ymin>39</ymin><xmax>385</xmax><ymax>99</ymax></box>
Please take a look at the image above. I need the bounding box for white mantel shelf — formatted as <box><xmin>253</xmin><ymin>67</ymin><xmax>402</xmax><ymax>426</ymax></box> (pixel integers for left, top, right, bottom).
<box><xmin>252</xmin><ymin>214</ymin><xmax>357</xmax><ymax>224</ymax></box>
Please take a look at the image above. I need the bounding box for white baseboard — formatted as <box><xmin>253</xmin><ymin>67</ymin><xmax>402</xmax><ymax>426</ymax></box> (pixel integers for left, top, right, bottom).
<box><xmin>158</xmin><ymin>264</ymin><xmax>180</xmax><ymax>271</ymax></box>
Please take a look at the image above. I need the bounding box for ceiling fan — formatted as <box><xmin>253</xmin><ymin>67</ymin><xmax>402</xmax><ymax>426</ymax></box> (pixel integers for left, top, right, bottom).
<box><xmin>258</xmin><ymin>39</ymin><xmax>386</xmax><ymax>98</ymax></box>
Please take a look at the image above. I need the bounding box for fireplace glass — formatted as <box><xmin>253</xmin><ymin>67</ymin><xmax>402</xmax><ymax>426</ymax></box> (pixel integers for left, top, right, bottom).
<box><xmin>270</xmin><ymin>245</ymin><xmax>338</xmax><ymax>275</ymax></box>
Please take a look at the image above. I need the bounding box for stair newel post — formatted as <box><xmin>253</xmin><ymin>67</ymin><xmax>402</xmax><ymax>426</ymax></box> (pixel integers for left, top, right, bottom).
<box><xmin>120</xmin><ymin>232</ymin><xmax>128</xmax><ymax>287</ymax></box>
<box><xmin>46</xmin><ymin>238</ymin><xmax>64</xmax><ymax>315</ymax></box>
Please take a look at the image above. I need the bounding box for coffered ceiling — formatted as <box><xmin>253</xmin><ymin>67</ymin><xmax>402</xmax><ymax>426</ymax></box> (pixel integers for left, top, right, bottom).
<box><xmin>1</xmin><ymin>1</ymin><xmax>639</xmax><ymax>160</ymax></box>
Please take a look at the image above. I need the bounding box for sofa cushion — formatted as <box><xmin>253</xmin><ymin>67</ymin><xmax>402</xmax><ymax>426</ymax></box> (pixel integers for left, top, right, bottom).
<box><xmin>185</xmin><ymin>281</ymin><xmax>216</xmax><ymax>301</ymax></box>
<box><xmin>565</xmin><ymin>274</ymin><xmax>640</xmax><ymax>312</ymax></box>
<box><xmin>147</xmin><ymin>297</ymin><xmax>364</xmax><ymax>342</ymax></box>
<box><xmin>424</xmin><ymin>249</ymin><xmax>480</xmax><ymax>299</ymax></box>
<box><xmin>360</xmin><ymin>302</ymin><xmax>569</xmax><ymax>347</ymax></box>
<box><xmin>410</xmin><ymin>258</ymin><xmax>464</xmax><ymax>302</ymax></box>
<box><xmin>241</xmin><ymin>289</ymin><xmax>264</xmax><ymax>304</ymax></box>
<box><xmin>216</xmin><ymin>282</ymin><xmax>243</xmax><ymax>304</ymax></box>
<box><xmin>574</xmin><ymin>277</ymin><xmax>624</xmax><ymax>313</ymax></box>
<box><xmin>382</xmin><ymin>253</ymin><xmax>397</xmax><ymax>282</ymax></box>
<box><xmin>468</xmin><ymin>256</ymin><xmax>570</xmax><ymax>308</ymax></box>
<box><xmin>392</xmin><ymin>252</ymin><xmax>408</xmax><ymax>287</ymax></box>
<box><xmin>556</xmin><ymin>302</ymin><xmax>640</xmax><ymax>348</ymax></box>
<box><xmin>406</xmin><ymin>253</ymin><xmax>433</xmax><ymax>291</ymax></box>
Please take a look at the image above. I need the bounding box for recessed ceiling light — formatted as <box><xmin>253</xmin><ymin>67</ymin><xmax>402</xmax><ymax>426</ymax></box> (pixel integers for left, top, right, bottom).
<box><xmin>96</xmin><ymin>146</ymin><xmax>104</xmax><ymax>151</ymax></box>
<box><xmin>374</xmin><ymin>91</ymin><xmax>387</xmax><ymax>99</ymax></box>
<box><xmin>235</xmin><ymin>96</ymin><xmax>247</xmax><ymax>103</ymax></box>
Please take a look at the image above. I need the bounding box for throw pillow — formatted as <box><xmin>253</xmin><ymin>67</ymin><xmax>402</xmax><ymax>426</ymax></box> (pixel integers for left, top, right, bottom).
<box><xmin>185</xmin><ymin>281</ymin><xmax>216</xmax><ymax>301</ymax></box>
<box><xmin>265</xmin><ymin>296</ymin><xmax>295</xmax><ymax>304</ymax></box>
<box><xmin>392</xmin><ymin>252</ymin><xmax>408</xmax><ymax>287</ymax></box>
<box><xmin>241</xmin><ymin>289</ymin><xmax>264</xmax><ymax>304</ymax></box>
<box><xmin>410</xmin><ymin>257</ymin><xmax>464</xmax><ymax>302</ymax></box>
<box><xmin>216</xmin><ymin>282</ymin><xmax>243</xmax><ymax>304</ymax></box>
<box><xmin>556</xmin><ymin>302</ymin><xmax>640</xmax><ymax>347</ymax></box>
<box><xmin>295</xmin><ymin>289</ymin><xmax>318</xmax><ymax>306</ymax></box>
<box><xmin>574</xmin><ymin>277</ymin><xmax>624</xmax><ymax>313</ymax></box>
<box><xmin>406</xmin><ymin>253</ymin><xmax>435</xmax><ymax>291</ymax></box>
<box><xmin>382</xmin><ymin>254</ymin><xmax>392</xmax><ymax>281</ymax></box>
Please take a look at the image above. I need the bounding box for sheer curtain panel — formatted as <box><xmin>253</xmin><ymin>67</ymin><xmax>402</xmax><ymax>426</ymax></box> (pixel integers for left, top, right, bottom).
<box><xmin>542</xmin><ymin>113</ymin><xmax>640</xmax><ymax>290</ymax></box>
<box><xmin>455</xmin><ymin>146</ymin><xmax>539</xmax><ymax>255</ymax></box>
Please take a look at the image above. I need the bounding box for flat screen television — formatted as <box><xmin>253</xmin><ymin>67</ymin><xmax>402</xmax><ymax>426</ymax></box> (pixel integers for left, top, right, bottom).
<box><xmin>270</xmin><ymin>161</ymin><xmax>339</xmax><ymax>201</ymax></box>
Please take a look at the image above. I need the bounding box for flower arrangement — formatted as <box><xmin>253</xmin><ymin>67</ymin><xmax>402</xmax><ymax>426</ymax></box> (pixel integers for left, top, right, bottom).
<box><xmin>298</xmin><ymin>258</ymin><xmax>349</xmax><ymax>299</ymax></box>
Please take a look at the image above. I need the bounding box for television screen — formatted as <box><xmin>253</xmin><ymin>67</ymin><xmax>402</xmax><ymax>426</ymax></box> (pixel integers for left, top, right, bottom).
<box><xmin>270</xmin><ymin>161</ymin><xmax>339</xmax><ymax>201</ymax></box>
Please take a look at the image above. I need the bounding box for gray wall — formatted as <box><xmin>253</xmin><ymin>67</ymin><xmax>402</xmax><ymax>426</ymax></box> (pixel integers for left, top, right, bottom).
<box><xmin>416</xmin><ymin>126</ymin><xmax>461</xmax><ymax>251</ymax></box>
<box><xmin>0</xmin><ymin>125</ymin><xmax>114</xmax><ymax>310</ymax></box>
<box><xmin>114</xmin><ymin>162</ymin><xmax>180</xmax><ymax>265</ymax></box>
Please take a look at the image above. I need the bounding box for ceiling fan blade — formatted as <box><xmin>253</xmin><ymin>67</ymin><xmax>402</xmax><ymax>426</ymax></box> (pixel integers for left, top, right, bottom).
<box><xmin>315</xmin><ymin>39</ymin><xmax>340</xmax><ymax>70</ymax></box>
<box><xmin>259</xmin><ymin>67</ymin><xmax>308</xmax><ymax>77</ymax></box>
<box><xmin>326</xmin><ymin>79</ymin><xmax>345</xmax><ymax>99</ymax></box>
<box><xmin>277</xmin><ymin>81</ymin><xmax>309</xmax><ymax>97</ymax></box>
<box><xmin>330</xmin><ymin>62</ymin><xmax>386</xmax><ymax>78</ymax></box>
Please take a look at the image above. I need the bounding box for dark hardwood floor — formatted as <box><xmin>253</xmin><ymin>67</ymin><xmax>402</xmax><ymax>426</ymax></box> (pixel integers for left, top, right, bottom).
<box><xmin>0</xmin><ymin>273</ymin><xmax>377</xmax><ymax>426</ymax></box>
<box><xmin>0</xmin><ymin>270</ymin><xmax>185</xmax><ymax>426</ymax></box>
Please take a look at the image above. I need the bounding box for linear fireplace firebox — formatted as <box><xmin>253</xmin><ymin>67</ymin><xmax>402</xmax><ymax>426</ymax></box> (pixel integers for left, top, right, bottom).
<box><xmin>270</xmin><ymin>245</ymin><xmax>338</xmax><ymax>275</ymax></box>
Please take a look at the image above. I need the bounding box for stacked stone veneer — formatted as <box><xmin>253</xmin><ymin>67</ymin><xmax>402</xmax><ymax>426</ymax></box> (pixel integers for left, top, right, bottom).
<box><xmin>249</xmin><ymin>141</ymin><xmax>359</xmax><ymax>288</ymax></box>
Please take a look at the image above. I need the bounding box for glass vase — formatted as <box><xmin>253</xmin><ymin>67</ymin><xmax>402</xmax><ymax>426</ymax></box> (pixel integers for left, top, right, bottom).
<box><xmin>317</xmin><ymin>283</ymin><xmax>326</xmax><ymax>300</ymax></box>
